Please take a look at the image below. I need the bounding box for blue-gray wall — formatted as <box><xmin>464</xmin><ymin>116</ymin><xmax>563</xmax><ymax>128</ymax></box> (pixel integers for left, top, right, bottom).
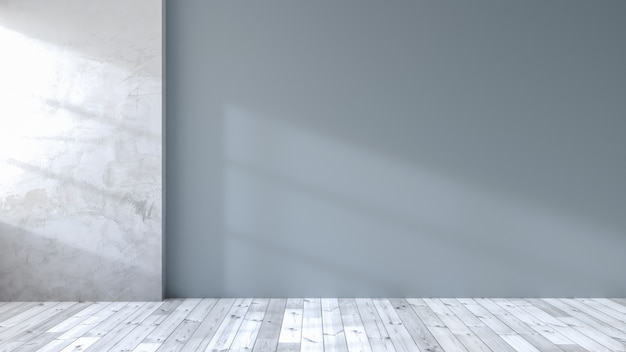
<box><xmin>166</xmin><ymin>1</ymin><xmax>626</xmax><ymax>298</ymax></box>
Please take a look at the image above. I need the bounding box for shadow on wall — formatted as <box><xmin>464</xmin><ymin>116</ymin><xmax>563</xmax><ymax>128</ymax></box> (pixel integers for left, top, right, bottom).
<box><xmin>43</xmin><ymin>99</ymin><xmax>161</xmax><ymax>144</ymax></box>
<box><xmin>0</xmin><ymin>158</ymin><xmax>161</xmax><ymax>301</ymax></box>
<box><xmin>211</xmin><ymin>0</ymin><xmax>626</xmax><ymax>234</ymax></box>
<box><xmin>219</xmin><ymin>106</ymin><xmax>626</xmax><ymax>297</ymax></box>
<box><xmin>0</xmin><ymin>156</ymin><xmax>161</xmax><ymax>301</ymax></box>
<box><xmin>4</xmin><ymin>159</ymin><xmax>156</xmax><ymax>222</ymax></box>
<box><xmin>0</xmin><ymin>222</ymin><xmax>159</xmax><ymax>301</ymax></box>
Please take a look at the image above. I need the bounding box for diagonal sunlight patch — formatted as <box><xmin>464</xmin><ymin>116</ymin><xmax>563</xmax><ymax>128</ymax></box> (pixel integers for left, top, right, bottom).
<box><xmin>0</xmin><ymin>26</ymin><xmax>68</xmax><ymax>185</ymax></box>
<box><xmin>223</xmin><ymin>105</ymin><xmax>626</xmax><ymax>296</ymax></box>
<box><xmin>0</xmin><ymin>24</ymin><xmax>160</xmax><ymax>190</ymax></box>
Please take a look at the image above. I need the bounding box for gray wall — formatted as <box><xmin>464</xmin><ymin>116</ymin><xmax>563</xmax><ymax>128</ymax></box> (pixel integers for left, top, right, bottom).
<box><xmin>166</xmin><ymin>1</ymin><xmax>626</xmax><ymax>297</ymax></box>
<box><xmin>0</xmin><ymin>0</ymin><xmax>163</xmax><ymax>301</ymax></box>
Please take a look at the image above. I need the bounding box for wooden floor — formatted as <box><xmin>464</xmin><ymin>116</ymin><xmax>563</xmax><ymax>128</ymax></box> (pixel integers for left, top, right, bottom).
<box><xmin>1</xmin><ymin>299</ymin><xmax>626</xmax><ymax>352</ymax></box>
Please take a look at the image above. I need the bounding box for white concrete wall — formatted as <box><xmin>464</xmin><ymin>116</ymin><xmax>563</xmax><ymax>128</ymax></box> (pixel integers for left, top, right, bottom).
<box><xmin>0</xmin><ymin>0</ymin><xmax>162</xmax><ymax>300</ymax></box>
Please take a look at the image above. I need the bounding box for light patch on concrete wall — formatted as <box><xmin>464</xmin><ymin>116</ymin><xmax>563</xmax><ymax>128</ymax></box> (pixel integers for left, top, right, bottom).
<box><xmin>0</xmin><ymin>0</ymin><xmax>162</xmax><ymax>301</ymax></box>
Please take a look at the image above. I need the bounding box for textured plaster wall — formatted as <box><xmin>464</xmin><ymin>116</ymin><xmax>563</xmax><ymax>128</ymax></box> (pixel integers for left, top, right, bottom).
<box><xmin>0</xmin><ymin>1</ymin><xmax>162</xmax><ymax>300</ymax></box>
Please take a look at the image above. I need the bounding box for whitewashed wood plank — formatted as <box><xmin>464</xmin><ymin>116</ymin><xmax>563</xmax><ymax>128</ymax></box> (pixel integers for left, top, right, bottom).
<box><xmin>339</xmin><ymin>298</ymin><xmax>372</xmax><ymax>352</ymax></box>
<box><xmin>82</xmin><ymin>302</ymin><xmax>145</xmax><ymax>338</ymax></box>
<box><xmin>113</xmin><ymin>300</ymin><xmax>181</xmax><ymax>351</ymax></box>
<box><xmin>577</xmin><ymin>298</ymin><xmax>626</xmax><ymax>324</ymax></box>
<box><xmin>152</xmin><ymin>299</ymin><xmax>217</xmax><ymax>352</ymax></box>
<box><xmin>0</xmin><ymin>303</ymin><xmax>33</xmax><ymax>319</ymax></box>
<box><xmin>58</xmin><ymin>336</ymin><xmax>99</xmax><ymax>352</ymax></box>
<box><xmin>106</xmin><ymin>314</ymin><xmax>163</xmax><ymax>352</ymax></box>
<box><xmin>509</xmin><ymin>300</ymin><xmax>568</xmax><ymax>328</ymax></box>
<box><xmin>525</xmin><ymin>299</ymin><xmax>571</xmax><ymax>318</ymax></box>
<box><xmin>301</xmin><ymin>298</ymin><xmax>323</xmax><ymax>352</ymax></box>
<box><xmin>82</xmin><ymin>301</ymin><xmax>164</xmax><ymax>351</ymax></box>
<box><xmin>203</xmin><ymin>298</ymin><xmax>252</xmax><ymax>352</ymax></box>
<box><xmin>278</xmin><ymin>298</ymin><xmax>304</xmax><ymax>352</ymax></box>
<box><xmin>153</xmin><ymin>300</ymin><xmax>185</xmax><ymax>316</ymax></box>
<box><xmin>406</xmin><ymin>298</ymin><xmax>468</xmax><ymax>352</ymax></box>
<box><xmin>30</xmin><ymin>337</ymin><xmax>72</xmax><ymax>352</ymax></box>
<box><xmin>105</xmin><ymin>300</ymin><xmax>182</xmax><ymax>352</ymax></box>
<box><xmin>11</xmin><ymin>333</ymin><xmax>63</xmax><ymax>352</ymax></box>
<box><xmin>0</xmin><ymin>298</ymin><xmax>623</xmax><ymax>352</ymax></box>
<box><xmin>424</xmin><ymin>299</ymin><xmax>491</xmax><ymax>352</ymax></box>
<box><xmin>138</xmin><ymin>299</ymin><xmax>198</xmax><ymax>346</ymax></box>
<box><xmin>229</xmin><ymin>298</ymin><xmax>269</xmax><ymax>352</ymax></box>
<box><xmin>181</xmin><ymin>298</ymin><xmax>235</xmax><ymax>352</ymax></box>
<box><xmin>131</xmin><ymin>342</ymin><xmax>161</xmax><ymax>352</ymax></box>
<box><xmin>7</xmin><ymin>303</ymin><xmax>92</xmax><ymax>352</ymax></box>
<box><xmin>493</xmin><ymin>299</ymin><xmax>573</xmax><ymax>345</ymax></box>
<box><xmin>611</xmin><ymin>299</ymin><xmax>626</xmax><ymax>307</ymax></box>
<box><xmin>459</xmin><ymin>298</ymin><xmax>555</xmax><ymax>352</ymax></box>
<box><xmin>46</xmin><ymin>303</ymin><xmax>110</xmax><ymax>333</ymax></box>
<box><xmin>474</xmin><ymin>299</ymin><xmax>535</xmax><ymax>334</ymax></box>
<box><xmin>252</xmin><ymin>298</ymin><xmax>286</xmax><ymax>352</ymax></box>
<box><xmin>514</xmin><ymin>299</ymin><xmax>613</xmax><ymax>352</ymax></box>
<box><xmin>475</xmin><ymin>299</ymin><xmax>563</xmax><ymax>352</ymax></box>
<box><xmin>559</xmin><ymin>316</ymin><xmax>626</xmax><ymax>351</ymax></box>
<box><xmin>35</xmin><ymin>302</ymin><xmax>128</xmax><ymax>352</ymax></box>
<box><xmin>373</xmin><ymin>299</ymin><xmax>421</xmax><ymax>352</ymax></box>
<box><xmin>322</xmin><ymin>298</ymin><xmax>349</xmax><ymax>352</ymax></box>
<box><xmin>185</xmin><ymin>299</ymin><xmax>219</xmax><ymax>324</ymax></box>
<box><xmin>501</xmin><ymin>335</ymin><xmax>541</xmax><ymax>352</ymax></box>
<box><xmin>543</xmin><ymin>298</ymin><xmax>626</xmax><ymax>340</ymax></box>
<box><xmin>457</xmin><ymin>298</ymin><xmax>515</xmax><ymax>336</ymax></box>
<box><xmin>439</xmin><ymin>299</ymin><xmax>484</xmax><ymax>327</ymax></box>
<box><xmin>19</xmin><ymin>302</ymin><xmax>90</xmax><ymax>333</ymax></box>
<box><xmin>0</xmin><ymin>303</ymin><xmax>59</xmax><ymax>333</ymax></box>
<box><xmin>0</xmin><ymin>303</ymin><xmax>12</xmax><ymax>315</ymax></box>
<box><xmin>0</xmin><ymin>302</ymin><xmax>72</xmax><ymax>345</ymax></box>
<box><xmin>595</xmin><ymin>298</ymin><xmax>626</xmax><ymax>315</ymax></box>
<box><xmin>286</xmin><ymin>299</ymin><xmax>304</xmax><ymax>309</ymax></box>
<box><xmin>558</xmin><ymin>345</ymin><xmax>593</xmax><ymax>352</ymax></box>
<box><xmin>389</xmin><ymin>298</ymin><xmax>443</xmax><ymax>352</ymax></box>
<box><xmin>560</xmin><ymin>299</ymin><xmax>626</xmax><ymax>334</ymax></box>
<box><xmin>354</xmin><ymin>298</ymin><xmax>396</xmax><ymax>352</ymax></box>
<box><xmin>441</xmin><ymin>298</ymin><xmax>515</xmax><ymax>352</ymax></box>
<box><xmin>0</xmin><ymin>303</ymin><xmax>39</xmax><ymax>325</ymax></box>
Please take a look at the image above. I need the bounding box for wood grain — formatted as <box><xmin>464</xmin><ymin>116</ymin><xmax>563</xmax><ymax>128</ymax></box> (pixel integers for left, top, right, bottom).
<box><xmin>0</xmin><ymin>298</ymin><xmax>622</xmax><ymax>352</ymax></box>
